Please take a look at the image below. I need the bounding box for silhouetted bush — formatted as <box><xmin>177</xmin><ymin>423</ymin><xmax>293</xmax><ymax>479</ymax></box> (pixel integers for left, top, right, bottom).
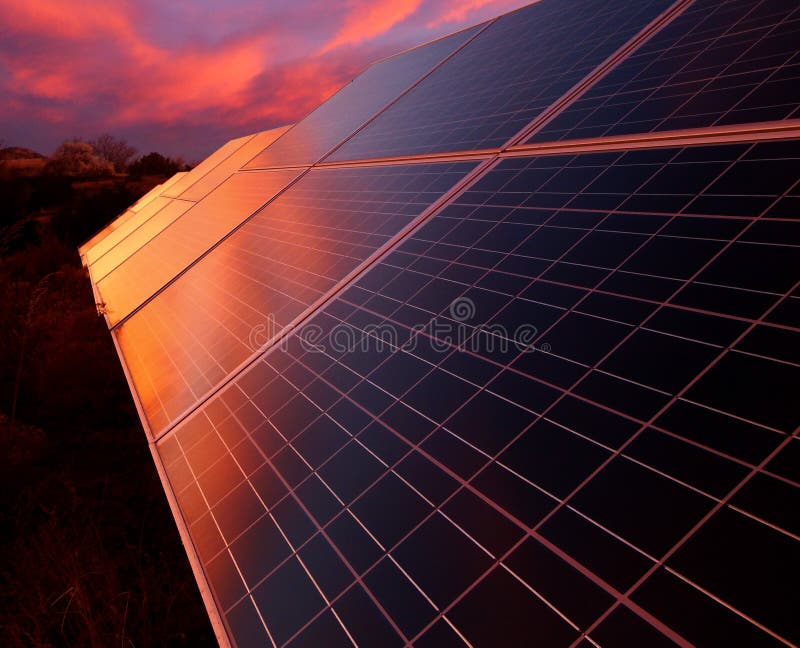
<box><xmin>0</xmin><ymin>171</ymin><xmax>214</xmax><ymax>646</ymax></box>
<box><xmin>44</xmin><ymin>140</ymin><xmax>114</xmax><ymax>178</ymax></box>
<box><xmin>52</xmin><ymin>181</ymin><xmax>138</xmax><ymax>248</ymax></box>
<box><xmin>128</xmin><ymin>152</ymin><xmax>184</xmax><ymax>178</ymax></box>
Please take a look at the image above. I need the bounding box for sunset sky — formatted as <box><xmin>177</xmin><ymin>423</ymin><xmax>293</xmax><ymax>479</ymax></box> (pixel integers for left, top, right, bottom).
<box><xmin>0</xmin><ymin>0</ymin><xmax>529</xmax><ymax>160</ymax></box>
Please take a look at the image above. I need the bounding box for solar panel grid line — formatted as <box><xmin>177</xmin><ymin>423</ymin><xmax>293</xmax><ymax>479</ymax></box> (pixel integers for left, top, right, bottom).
<box><xmin>307</xmin><ymin>117</ymin><xmax>800</xmax><ymax>171</ymax></box>
<box><xmin>105</xmin><ymin>167</ymin><xmax>309</xmax><ymax>330</ymax></box>
<box><xmin>150</xmin><ymin>135</ymin><xmax>800</xmax><ymax>644</ymax></box>
<box><xmin>90</xmin><ymin>199</ymin><xmax>196</xmax><ymax>283</ymax></box>
<box><xmin>243</xmin><ymin>23</ymin><xmax>488</xmax><ymax>171</ymax></box>
<box><xmin>528</xmin><ymin>0</ymin><xmax>800</xmax><ymax>144</ymax></box>
<box><xmin>155</xmin><ymin>300</ymin><xmax>780</xmax><ymax>648</ymax></box>
<box><xmin>270</xmin><ymin>140</ymin><xmax>792</xmax><ymax>636</ymax></box>
<box><xmin>165</xmin><ymin>388</ymin><xmax>416</xmax><ymax>645</ymax></box>
<box><xmin>726</xmin><ymin>502</ymin><xmax>800</xmax><ymax>544</ymax></box>
<box><xmin>574</xmin><ymin>288</ymin><xmax>800</xmax><ymax>646</ymax></box>
<box><xmin>369</xmin><ymin>206</ymin><xmax>799</xmax><ymax>354</ymax></box>
<box><xmin>508</xmin><ymin>0</ymin><xmax>693</xmax><ymax>147</ymax></box>
<box><xmin>162</xmin><ymin>428</ymin><xmax>285</xmax><ymax>646</ymax></box>
<box><xmin>511</xmin><ymin>118</ymin><xmax>800</xmax><ymax>158</ymax></box>
<box><xmin>166</xmin><ymin>310</ymin><xmax>685</xmax><ymax>646</ymax></box>
<box><xmin>161</xmin><ymin>135</ymin><xmax>255</xmax><ymax>199</ymax></box>
<box><xmin>85</xmin><ymin>195</ymin><xmax>175</xmax><ymax>265</ymax></box>
<box><xmin>327</xmin><ymin>269</ymin><xmax>798</xmax><ymax>496</ymax></box>
<box><xmin>632</xmin><ymin>1</ymin><xmax>800</xmax><ymax>128</ymax></box>
<box><xmin>146</xmin><ymin>442</ymin><xmax>234</xmax><ymax>648</ymax></box>
<box><xmin>658</xmin><ymin>565</ymin><xmax>794</xmax><ymax>647</ymax></box>
<box><xmin>178</xmin><ymin>128</ymin><xmax>293</xmax><ymax>202</ymax></box>
<box><xmin>325</xmin><ymin>0</ymin><xmax>679</xmax><ymax>163</ymax></box>
<box><xmin>145</xmin><ymin>158</ymin><xmax>495</xmax><ymax>443</ymax></box>
<box><xmin>314</xmin><ymin>19</ymin><xmax>497</xmax><ymax>167</ymax></box>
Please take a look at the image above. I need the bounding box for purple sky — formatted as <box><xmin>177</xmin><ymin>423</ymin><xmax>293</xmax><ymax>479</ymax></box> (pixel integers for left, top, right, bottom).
<box><xmin>0</xmin><ymin>0</ymin><xmax>530</xmax><ymax>161</ymax></box>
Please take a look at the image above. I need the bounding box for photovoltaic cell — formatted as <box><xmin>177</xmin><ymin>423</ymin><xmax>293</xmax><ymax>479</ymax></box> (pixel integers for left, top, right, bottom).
<box><xmin>80</xmin><ymin>173</ymin><xmax>187</xmax><ymax>259</ymax></box>
<box><xmin>77</xmin><ymin>2</ymin><xmax>800</xmax><ymax>646</ymax></box>
<box><xmin>326</xmin><ymin>0</ymin><xmax>675</xmax><ymax>162</ymax></box>
<box><xmin>85</xmin><ymin>195</ymin><xmax>173</xmax><ymax>265</ymax></box>
<box><xmin>177</xmin><ymin>127</ymin><xmax>291</xmax><ymax>202</ymax></box>
<box><xmin>243</xmin><ymin>26</ymin><xmax>481</xmax><ymax>170</ymax></box>
<box><xmin>79</xmin><ymin>208</ymin><xmax>136</xmax><ymax>258</ymax></box>
<box><xmin>530</xmin><ymin>0</ymin><xmax>800</xmax><ymax>142</ymax></box>
<box><xmin>116</xmin><ymin>161</ymin><xmax>479</xmax><ymax>435</ymax></box>
<box><xmin>162</xmin><ymin>135</ymin><xmax>253</xmax><ymax>199</ymax></box>
<box><xmin>154</xmin><ymin>140</ymin><xmax>800</xmax><ymax>645</ymax></box>
<box><xmin>97</xmin><ymin>168</ymin><xmax>302</xmax><ymax>326</ymax></box>
<box><xmin>89</xmin><ymin>199</ymin><xmax>195</xmax><ymax>281</ymax></box>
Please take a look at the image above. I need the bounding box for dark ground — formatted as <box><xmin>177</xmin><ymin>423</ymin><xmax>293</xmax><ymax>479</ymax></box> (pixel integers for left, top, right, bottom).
<box><xmin>0</xmin><ymin>156</ymin><xmax>215</xmax><ymax>646</ymax></box>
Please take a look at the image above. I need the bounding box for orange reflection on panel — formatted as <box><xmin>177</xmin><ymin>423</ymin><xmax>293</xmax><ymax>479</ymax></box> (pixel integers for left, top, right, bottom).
<box><xmin>79</xmin><ymin>172</ymin><xmax>187</xmax><ymax>260</ymax></box>
<box><xmin>177</xmin><ymin>125</ymin><xmax>292</xmax><ymax>202</ymax></box>
<box><xmin>85</xmin><ymin>195</ymin><xmax>173</xmax><ymax>265</ymax></box>
<box><xmin>97</xmin><ymin>168</ymin><xmax>303</xmax><ymax>326</ymax></box>
<box><xmin>161</xmin><ymin>136</ymin><xmax>253</xmax><ymax>199</ymax></box>
<box><xmin>90</xmin><ymin>199</ymin><xmax>195</xmax><ymax>281</ymax></box>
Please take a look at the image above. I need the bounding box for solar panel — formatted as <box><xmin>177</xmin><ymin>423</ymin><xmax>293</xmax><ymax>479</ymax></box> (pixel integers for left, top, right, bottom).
<box><xmin>162</xmin><ymin>135</ymin><xmax>253</xmax><ymax>199</ymax></box>
<box><xmin>529</xmin><ymin>0</ymin><xmax>800</xmax><ymax>143</ymax></box>
<box><xmin>89</xmin><ymin>199</ymin><xmax>195</xmax><ymax>281</ymax></box>
<box><xmin>243</xmin><ymin>26</ymin><xmax>481</xmax><ymax>170</ymax></box>
<box><xmin>85</xmin><ymin>195</ymin><xmax>173</xmax><ymax>266</ymax></box>
<box><xmin>178</xmin><ymin>127</ymin><xmax>292</xmax><ymax>201</ymax></box>
<box><xmin>116</xmin><ymin>161</ymin><xmax>481</xmax><ymax>435</ymax></box>
<box><xmin>152</xmin><ymin>140</ymin><xmax>800</xmax><ymax>646</ymax></box>
<box><xmin>97</xmin><ymin>168</ymin><xmax>302</xmax><ymax>325</ymax></box>
<box><xmin>79</xmin><ymin>173</ymin><xmax>187</xmax><ymax>261</ymax></box>
<box><xmin>79</xmin><ymin>209</ymin><xmax>135</xmax><ymax>259</ymax></box>
<box><xmin>326</xmin><ymin>0</ymin><xmax>677</xmax><ymax>162</ymax></box>
<box><xmin>78</xmin><ymin>2</ymin><xmax>800</xmax><ymax>646</ymax></box>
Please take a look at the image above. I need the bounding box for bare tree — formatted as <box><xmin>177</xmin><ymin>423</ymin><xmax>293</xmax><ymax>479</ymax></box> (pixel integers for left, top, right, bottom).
<box><xmin>89</xmin><ymin>134</ymin><xmax>137</xmax><ymax>173</ymax></box>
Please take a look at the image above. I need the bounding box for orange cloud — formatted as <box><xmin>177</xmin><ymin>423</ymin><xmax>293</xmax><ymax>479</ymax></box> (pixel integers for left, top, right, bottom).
<box><xmin>320</xmin><ymin>0</ymin><xmax>423</xmax><ymax>54</ymax></box>
<box><xmin>426</xmin><ymin>0</ymin><xmax>529</xmax><ymax>28</ymax></box>
<box><xmin>0</xmin><ymin>0</ymin><xmax>529</xmax><ymax>157</ymax></box>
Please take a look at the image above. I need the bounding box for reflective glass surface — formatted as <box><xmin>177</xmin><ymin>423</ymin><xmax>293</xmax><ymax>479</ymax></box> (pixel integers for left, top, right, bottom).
<box><xmin>178</xmin><ymin>127</ymin><xmax>291</xmax><ymax>201</ymax></box>
<box><xmin>162</xmin><ymin>136</ymin><xmax>252</xmax><ymax>199</ymax></box>
<box><xmin>85</xmin><ymin>195</ymin><xmax>173</xmax><ymax>265</ymax></box>
<box><xmin>90</xmin><ymin>199</ymin><xmax>195</xmax><ymax>281</ymax></box>
<box><xmin>327</xmin><ymin>0</ymin><xmax>674</xmax><ymax>162</ymax></box>
<box><xmin>244</xmin><ymin>26</ymin><xmax>480</xmax><ymax>169</ymax></box>
<box><xmin>98</xmin><ymin>169</ymin><xmax>302</xmax><ymax>325</ymax></box>
<box><xmin>118</xmin><ymin>161</ymin><xmax>478</xmax><ymax>435</ymax></box>
<box><xmin>531</xmin><ymin>0</ymin><xmax>800</xmax><ymax>142</ymax></box>
<box><xmin>156</xmin><ymin>141</ymin><xmax>800</xmax><ymax>645</ymax></box>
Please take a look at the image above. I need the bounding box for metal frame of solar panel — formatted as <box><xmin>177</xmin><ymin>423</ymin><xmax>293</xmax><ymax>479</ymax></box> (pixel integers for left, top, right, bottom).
<box><xmin>80</xmin><ymin>1</ymin><xmax>800</xmax><ymax>646</ymax></box>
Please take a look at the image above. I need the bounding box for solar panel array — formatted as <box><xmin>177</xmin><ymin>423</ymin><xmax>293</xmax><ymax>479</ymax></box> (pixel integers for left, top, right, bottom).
<box><xmin>80</xmin><ymin>1</ymin><xmax>800</xmax><ymax>646</ymax></box>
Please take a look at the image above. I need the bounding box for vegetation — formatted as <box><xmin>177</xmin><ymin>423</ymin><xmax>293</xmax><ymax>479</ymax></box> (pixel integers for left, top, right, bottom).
<box><xmin>0</xmin><ymin>140</ymin><xmax>212</xmax><ymax>646</ymax></box>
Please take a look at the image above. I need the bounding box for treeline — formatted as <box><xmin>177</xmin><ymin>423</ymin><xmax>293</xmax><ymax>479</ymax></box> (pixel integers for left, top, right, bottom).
<box><xmin>0</xmin><ymin>136</ymin><xmax>192</xmax><ymax>254</ymax></box>
<box><xmin>0</xmin><ymin>136</ymin><xmax>213</xmax><ymax>646</ymax></box>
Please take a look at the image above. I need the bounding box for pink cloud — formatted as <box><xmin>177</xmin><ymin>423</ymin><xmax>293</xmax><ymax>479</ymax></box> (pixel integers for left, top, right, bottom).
<box><xmin>0</xmin><ymin>0</ymin><xmax>530</xmax><ymax>157</ymax></box>
<box><xmin>320</xmin><ymin>0</ymin><xmax>424</xmax><ymax>54</ymax></box>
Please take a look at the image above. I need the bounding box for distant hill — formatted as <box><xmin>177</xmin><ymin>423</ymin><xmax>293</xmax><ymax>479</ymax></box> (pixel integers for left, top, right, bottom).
<box><xmin>0</xmin><ymin>147</ymin><xmax>45</xmax><ymax>161</ymax></box>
